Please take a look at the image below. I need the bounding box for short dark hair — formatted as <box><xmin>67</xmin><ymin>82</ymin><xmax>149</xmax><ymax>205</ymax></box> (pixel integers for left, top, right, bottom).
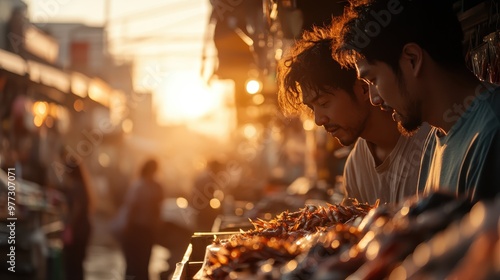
<box><xmin>332</xmin><ymin>0</ymin><xmax>465</xmax><ymax>73</ymax></box>
<box><xmin>140</xmin><ymin>159</ymin><xmax>158</xmax><ymax>178</ymax></box>
<box><xmin>277</xmin><ymin>26</ymin><xmax>358</xmax><ymax>116</ymax></box>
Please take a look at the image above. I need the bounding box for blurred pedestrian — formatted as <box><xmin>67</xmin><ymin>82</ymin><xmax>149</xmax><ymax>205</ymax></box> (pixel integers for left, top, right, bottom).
<box><xmin>61</xmin><ymin>159</ymin><xmax>93</xmax><ymax>280</ymax></box>
<box><xmin>121</xmin><ymin>158</ymin><xmax>164</xmax><ymax>280</ymax></box>
<box><xmin>190</xmin><ymin>160</ymin><xmax>225</xmax><ymax>232</ymax></box>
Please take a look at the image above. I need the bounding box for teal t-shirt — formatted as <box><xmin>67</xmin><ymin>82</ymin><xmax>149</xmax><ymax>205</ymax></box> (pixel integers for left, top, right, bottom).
<box><xmin>419</xmin><ymin>83</ymin><xmax>500</xmax><ymax>201</ymax></box>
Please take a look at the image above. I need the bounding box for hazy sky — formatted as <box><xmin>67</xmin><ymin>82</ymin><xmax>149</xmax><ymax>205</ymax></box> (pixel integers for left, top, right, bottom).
<box><xmin>25</xmin><ymin>0</ymin><xmax>219</xmax><ymax>126</ymax></box>
<box><xmin>25</xmin><ymin>0</ymin><xmax>209</xmax><ymax>28</ymax></box>
<box><xmin>25</xmin><ymin>0</ymin><xmax>211</xmax><ymax>62</ymax></box>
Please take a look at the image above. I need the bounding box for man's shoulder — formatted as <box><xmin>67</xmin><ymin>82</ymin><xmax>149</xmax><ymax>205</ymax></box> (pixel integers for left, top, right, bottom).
<box><xmin>346</xmin><ymin>138</ymin><xmax>368</xmax><ymax>159</ymax></box>
<box><xmin>409</xmin><ymin>122</ymin><xmax>435</xmax><ymax>142</ymax></box>
<box><xmin>462</xmin><ymin>84</ymin><xmax>500</xmax><ymax>134</ymax></box>
<box><xmin>477</xmin><ymin>83</ymin><xmax>500</xmax><ymax>113</ymax></box>
<box><xmin>344</xmin><ymin>138</ymin><xmax>368</xmax><ymax>169</ymax></box>
<box><xmin>396</xmin><ymin>122</ymin><xmax>436</xmax><ymax>153</ymax></box>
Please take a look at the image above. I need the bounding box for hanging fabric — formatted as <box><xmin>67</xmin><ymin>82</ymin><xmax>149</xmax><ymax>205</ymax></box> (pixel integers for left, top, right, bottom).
<box><xmin>469</xmin><ymin>30</ymin><xmax>500</xmax><ymax>84</ymax></box>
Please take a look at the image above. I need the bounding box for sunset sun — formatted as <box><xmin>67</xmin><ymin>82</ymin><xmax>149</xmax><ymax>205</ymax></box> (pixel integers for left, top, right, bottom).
<box><xmin>155</xmin><ymin>71</ymin><xmax>216</xmax><ymax>125</ymax></box>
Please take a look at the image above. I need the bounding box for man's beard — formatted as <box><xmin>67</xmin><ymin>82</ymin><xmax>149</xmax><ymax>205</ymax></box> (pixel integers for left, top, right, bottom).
<box><xmin>334</xmin><ymin>115</ymin><xmax>368</xmax><ymax>146</ymax></box>
<box><xmin>397</xmin><ymin>120</ymin><xmax>421</xmax><ymax>137</ymax></box>
<box><xmin>336</xmin><ymin>136</ymin><xmax>357</xmax><ymax>147</ymax></box>
<box><xmin>395</xmin><ymin>103</ymin><xmax>422</xmax><ymax>137</ymax></box>
<box><xmin>392</xmin><ymin>71</ymin><xmax>426</xmax><ymax>137</ymax></box>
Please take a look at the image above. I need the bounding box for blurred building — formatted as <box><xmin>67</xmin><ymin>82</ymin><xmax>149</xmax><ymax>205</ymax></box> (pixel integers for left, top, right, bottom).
<box><xmin>0</xmin><ymin>2</ymin><xmax>136</xmax><ymax>278</ymax></box>
<box><xmin>40</xmin><ymin>23</ymin><xmax>107</xmax><ymax>76</ymax></box>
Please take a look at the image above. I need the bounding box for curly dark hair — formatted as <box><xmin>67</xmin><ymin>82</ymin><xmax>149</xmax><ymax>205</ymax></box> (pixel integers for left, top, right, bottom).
<box><xmin>331</xmin><ymin>0</ymin><xmax>465</xmax><ymax>74</ymax></box>
<box><xmin>277</xmin><ymin>25</ymin><xmax>358</xmax><ymax>116</ymax></box>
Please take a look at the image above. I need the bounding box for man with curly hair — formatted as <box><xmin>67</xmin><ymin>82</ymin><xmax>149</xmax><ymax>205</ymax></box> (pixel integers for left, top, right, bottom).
<box><xmin>332</xmin><ymin>0</ymin><xmax>500</xmax><ymax>201</ymax></box>
<box><xmin>277</xmin><ymin>26</ymin><xmax>432</xmax><ymax>204</ymax></box>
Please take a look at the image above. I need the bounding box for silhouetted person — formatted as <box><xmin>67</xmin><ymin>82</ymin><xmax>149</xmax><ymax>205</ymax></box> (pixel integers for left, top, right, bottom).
<box><xmin>190</xmin><ymin>160</ymin><xmax>225</xmax><ymax>232</ymax></box>
<box><xmin>61</xmin><ymin>160</ymin><xmax>93</xmax><ymax>280</ymax></box>
<box><xmin>121</xmin><ymin>159</ymin><xmax>164</xmax><ymax>280</ymax></box>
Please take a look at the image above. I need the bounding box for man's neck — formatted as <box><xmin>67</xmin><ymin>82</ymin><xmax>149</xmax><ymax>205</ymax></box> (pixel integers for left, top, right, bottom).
<box><xmin>362</xmin><ymin>108</ymin><xmax>401</xmax><ymax>166</ymax></box>
<box><xmin>422</xmin><ymin>68</ymin><xmax>483</xmax><ymax>133</ymax></box>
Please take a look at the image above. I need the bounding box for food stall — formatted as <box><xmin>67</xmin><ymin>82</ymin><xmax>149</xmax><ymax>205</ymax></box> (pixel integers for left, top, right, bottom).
<box><xmin>173</xmin><ymin>191</ymin><xmax>500</xmax><ymax>280</ymax></box>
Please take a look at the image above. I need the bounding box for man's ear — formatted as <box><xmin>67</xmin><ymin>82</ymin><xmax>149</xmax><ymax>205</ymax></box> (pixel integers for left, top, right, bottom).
<box><xmin>400</xmin><ymin>43</ymin><xmax>423</xmax><ymax>77</ymax></box>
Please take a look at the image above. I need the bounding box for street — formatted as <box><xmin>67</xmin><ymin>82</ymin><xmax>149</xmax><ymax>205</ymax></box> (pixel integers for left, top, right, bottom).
<box><xmin>84</xmin><ymin>214</ymin><xmax>171</xmax><ymax>280</ymax></box>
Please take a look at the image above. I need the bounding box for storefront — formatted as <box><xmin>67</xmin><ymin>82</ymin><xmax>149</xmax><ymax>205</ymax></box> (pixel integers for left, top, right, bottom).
<box><xmin>0</xmin><ymin>33</ymin><xmax>126</xmax><ymax>280</ymax></box>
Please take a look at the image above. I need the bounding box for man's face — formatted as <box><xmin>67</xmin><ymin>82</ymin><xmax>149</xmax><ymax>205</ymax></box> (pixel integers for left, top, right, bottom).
<box><xmin>356</xmin><ymin>59</ymin><xmax>422</xmax><ymax>136</ymax></box>
<box><xmin>302</xmin><ymin>85</ymin><xmax>370</xmax><ymax>146</ymax></box>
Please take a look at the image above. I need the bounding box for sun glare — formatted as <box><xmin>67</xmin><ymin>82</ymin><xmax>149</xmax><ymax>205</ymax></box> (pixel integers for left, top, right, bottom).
<box><xmin>156</xmin><ymin>72</ymin><xmax>215</xmax><ymax>125</ymax></box>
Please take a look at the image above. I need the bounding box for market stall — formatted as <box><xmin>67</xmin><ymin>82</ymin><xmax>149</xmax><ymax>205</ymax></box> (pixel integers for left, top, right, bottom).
<box><xmin>171</xmin><ymin>0</ymin><xmax>500</xmax><ymax>278</ymax></box>
<box><xmin>173</xmin><ymin>192</ymin><xmax>500</xmax><ymax>280</ymax></box>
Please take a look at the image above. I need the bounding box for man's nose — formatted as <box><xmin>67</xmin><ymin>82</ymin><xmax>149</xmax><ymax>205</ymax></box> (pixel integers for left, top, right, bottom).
<box><xmin>368</xmin><ymin>85</ymin><xmax>384</xmax><ymax>107</ymax></box>
<box><xmin>314</xmin><ymin>111</ymin><xmax>328</xmax><ymax>126</ymax></box>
